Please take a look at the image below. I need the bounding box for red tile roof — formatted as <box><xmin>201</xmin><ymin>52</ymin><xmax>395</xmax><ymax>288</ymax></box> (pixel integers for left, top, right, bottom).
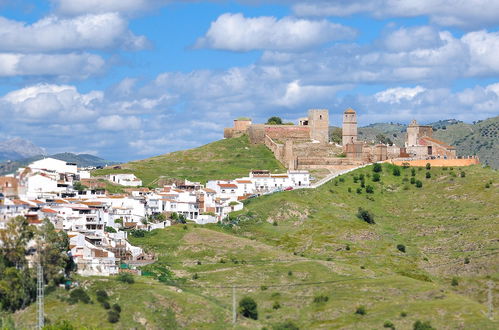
<box><xmin>41</xmin><ymin>208</ymin><xmax>57</xmax><ymax>214</ymax></box>
<box><xmin>218</xmin><ymin>184</ymin><xmax>237</xmax><ymax>189</ymax></box>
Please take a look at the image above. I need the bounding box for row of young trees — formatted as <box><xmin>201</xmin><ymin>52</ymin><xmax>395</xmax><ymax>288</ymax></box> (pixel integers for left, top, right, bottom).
<box><xmin>0</xmin><ymin>216</ymin><xmax>71</xmax><ymax>312</ymax></box>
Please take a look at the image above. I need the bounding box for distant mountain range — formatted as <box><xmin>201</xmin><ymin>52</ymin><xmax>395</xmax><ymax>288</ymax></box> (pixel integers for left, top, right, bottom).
<box><xmin>0</xmin><ymin>138</ymin><xmax>117</xmax><ymax>175</ymax></box>
<box><xmin>0</xmin><ymin>138</ymin><xmax>46</xmax><ymax>162</ymax></box>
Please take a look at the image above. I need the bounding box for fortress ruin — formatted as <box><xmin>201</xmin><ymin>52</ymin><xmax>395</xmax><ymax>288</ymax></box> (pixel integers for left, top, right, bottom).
<box><xmin>224</xmin><ymin>108</ymin><xmax>463</xmax><ymax>172</ymax></box>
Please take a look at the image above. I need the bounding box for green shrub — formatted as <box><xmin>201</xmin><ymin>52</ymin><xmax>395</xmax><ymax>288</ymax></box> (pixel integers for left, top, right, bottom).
<box><xmin>287</xmin><ymin>270</ymin><xmax>293</xmax><ymax>276</ymax></box>
<box><xmin>451</xmin><ymin>277</ymin><xmax>459</xmax><ymax>286</ymax></box>
<box><xmin>192</xmin><ymin>273</ymin><xmax>199</xmax><ymax>280</ymax></box>
<box><xmin>356</xmin><ymin>187</ymin><xmax>362</xmax><ymax>194</ymax></box>
<box><xmin>411</xmin><ymin>168</ymin><xmax>416</xmax><ymax>176</ymax></box>
<box><xmin>425</xmin><ymin>172</ymin><xmax>431</xmax><ymax>179</ymax></box>
<box><xmin>372</xmin><ymin>173</ymin><xmax>380</xmax><ymax>182</ymax></box>
<box><xmin>102</xmin><ymin>301</ymin><xmax>111</xmax><ymax>309</ymax></box>
<box><xmin>384</xmin><ymin>320</ymin><xmax>395</xmax><ymax>329</ymax></box>
<box><xmin>313</xmin><ymin>294</ymin><xmax>329</xmax><ymax>304</ymax></box>
<box><xmin>464</xmin><ymin>257</ymin><xmax>470</xmax><ymax>264</ymax></box>
<box><xmin>104</xmin><ymin>226</ymin><xmax>116</xmax><ymax>233</ymax></box>
<box><xmin>410</xmin><ymin>177</ymin><xmax>416</xmax><ymax>184</ymax></box>
<box><xmin>96</xmin><ymin>290</ymin><xmax>108</xmax><ymax>301</ymax></box>
<box><xmin>460</xmin><ymin>171</ymin><xmax>466</xmax><ymax>178</ymax></box>
<box><xmin>355</xmin><ymin>306</ymin><xmax>366</xmax><ymax>315</ymax></box>
<box><xmin>415</xmin><ymin>180</ymin><xmax>423</xmax><ymax>188</ymax></box>
<box><xmin>413</xmin><ymin>320</ymin><xmax>435</xmax><ymax>330</ymax></box>
<box><xmin>366</xmin><ymin>185</ymin><xmax>374</xmax><ymax>194</ymax></box>
<box><xmin>356</xmin><ymin>208</ymin><xmax>375</xmax><ymax>224</ymax></box>
<box><xmin>239</xmin><ymin>297</ymin><xmax>258</xmax><ymax>320</ymax></box>
<box><xmin>485</xmin><ymin>183</ymin><xmax>490</xmax><ymax>188</ymax></box>
<box><xmin>442</xmin><ymin>166</ymin><xmax>448</xmax><ymax>170</ymax></box>
<box><xmin>348</xmin><ymin>187</ymin><xmax>352</xmax><ymax>193</ymax></box>
<box><xmin>397</xmin><ymin>244</ymin><xmax>406</xmax><ymax>253</ymax></box>
<box><xmin>112</xmin><ymin>304</ymin><xmax>121</xmax><ymax>313</ymax></box>
<box><xmin>346</xmin><ymin>244</ymin><xmax>351</xmax><ymax>251</ymax></box>
<box><xmin>272</xmin><ymin>301</ymin><xmax>281</xmax><ymax>310</ymax></box>
<box><xmin>393</xmin><ymin>167</ymin><xmax>401</xmax><ymax>176</ymax></box>
<box><xmin>400</xmin><ymin>311</ymin><xmax>408</xmax><ymax>317</ymax></box>
<box><xmin>272</xmin><ymin>321</ymin><xmax>299</xmax><ymax>330</ymax></box>
<box><xmin>426</xmin><ymin>163</ymin><xmax>431</xmax><ymax>170</ymax></box>
<box><xmin>107</xmin><ymin>310</ymin><xmax>120</xmax><ymax>323</ymax></box>
<box><xmin>43</xmin><ymin>320</ymin><xmax>75</xmax><ymax>330</ymax></box>
<box><xmin>339</xmin><ymin>177</ymin><xmax>345</xmax><ymax>183</ymax></box>
<box><xmin>450</xmin><ymin>171</ymin><xmax>456</xmax><ymax>177</ymax></box>
<box><xmin>117</xmin><ymin>273</ymin><xmax>134</xmax><ymax>284</ymax></box>
<box><xmin>69</xmin><ymin>288</ymin><xmax>91</xmax><ymax>304</ymax></box>
<box><xmin>261</xmin><ymin>285</ymin><xmax>268</xmax><ymax>291</ymax></box>
<box><xmin>373</xmin><ymin>163</ymin><xmax>382</xmax><ymax>172</ymax></box>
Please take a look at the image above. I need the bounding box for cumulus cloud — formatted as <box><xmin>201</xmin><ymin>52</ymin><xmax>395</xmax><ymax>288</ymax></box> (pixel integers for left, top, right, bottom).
<box><xmin>293</xmin><ymin>0</ymin><xmax>499</xmax><ymax>29</ymax></box>
<box><xmin>0</xmin><ymin>13</ymin><xmax>148</xmax><ymax>53</ymax></box>
<box><xmin>97</xmin><ymin>115</ymin><xmax>141</xmax><ymax>131</ymax></box>
<box><xmin>375</xmin><ymin>86</ymin><xmax>426</xmax><ymax>104</ymax></box>
<box><xmin>195</xmin><ymin>13</ymin><xmax>356</xmax><ymax>51</ymax></box>
<box><xmin>2</xmin><ymin>83</ymin><xmax>102</xmax><ymax>121</ymax></box>
<box><xmin>53</xmin><ymin>0</ymin><xmax>167</xmax><ymax>16</ymax></box>
<box><xmin>0</xmin><ymin>53</ymin><xmax>105</xmax><ymax>77</ymax></box>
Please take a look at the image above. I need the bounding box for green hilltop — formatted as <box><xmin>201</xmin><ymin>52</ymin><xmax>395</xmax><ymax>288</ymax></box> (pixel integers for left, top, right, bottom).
<box><xmin>92</xmin><ymin>135</ymin><xmax>286</xmax><ymax>185</ymax></box>
<box><xmin>14</xmin><ymin>163</ymin><xmax>499</xmax><ymax>329</ymax></box>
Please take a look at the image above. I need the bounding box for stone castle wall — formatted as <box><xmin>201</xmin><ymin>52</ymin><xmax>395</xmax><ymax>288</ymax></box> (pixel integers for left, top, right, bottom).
<box><xmin>264</xmin><ymin>125</ymin><xmax>310</xmax><ymax>141</ymax></box>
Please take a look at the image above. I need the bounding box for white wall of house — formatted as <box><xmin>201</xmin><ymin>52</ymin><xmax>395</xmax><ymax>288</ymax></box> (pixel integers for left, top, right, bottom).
<box><xmin>29</xmin><ymin>158</ymin><xmax>78</xmax><ymax>175</ymax></box>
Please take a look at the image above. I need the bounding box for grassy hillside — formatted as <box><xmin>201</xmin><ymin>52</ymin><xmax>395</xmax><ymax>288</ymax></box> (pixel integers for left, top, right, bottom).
<box><xmin>92</xmin><ymin>135</ymin><xmax>286</xmax><ymax>185</ymax></box>
<box><xmin>13</xmin><ymin>164</ymin><xmax>498</xmax><ymax>329</ymax></box>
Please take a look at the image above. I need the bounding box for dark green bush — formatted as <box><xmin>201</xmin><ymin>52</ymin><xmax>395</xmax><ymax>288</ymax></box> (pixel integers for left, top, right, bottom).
<box><xmin>69</xmin><ymin>288</ymin><xmax>91</xmax><ymax>304</ymax></box>
<box><xmin>356</xmin><ymin>187</ymin><xmax>362</xmax><ymax>194</ymax></box>
<box><xmin>411</xmin><ymin>168</ymin><xmax>416</xmax><ymax>176</ymax></box>
<box><xmin>460</xmin><ymin>171</ymin><xmax>466</xmax><ymax>177</ymax></box>
<box><xmin>397</xmin><ymin>244</ymin><xmax>406</xmax><ymax>253</ymax></box>
<box><xmin>102</xmin><ymin>301</ymin><xmax>111</xmax><ymax>309</ymax></box>
<box><xmin>415</xmin><ymin>180</ymin><xmax>423</xmax><ymax>188</ymax></box>
<box><xmin>112</xmin><ymin>304</ymin><xmax>121</xmax><ymax>313</ymax></box>
<box><xmin>373</xmin><ymin>163</ymin><xmax>382</xmax><ymax>172</ymax></box>
<box><xmin>372</xmin><ymin>173</ymin><xmax>380</xmax><ymax>182</ymax></box>
<box><xmin>356</xmin><ymin>208</ymin><xmax>375</xmax><ymax>224</ymax></box>
<box><xmin>400</xmin><ymin>311</ymin><xmax>408</xmax><ymax>317</ymax></box>
<box><xmin>355</xmin><ymin>306</ymin><xmax>366</xmax><ymax>315</ymax></box>
<box><xmin>272</xmin><ymin>301</ymin><xmax>281</xmax><ymax>310</ymax></box>
<box><xmin>426</xmin><ymin>163</ymin><xmax>431</xmax><ymax>170</ymax></box>
<box><xmin>117</xmin><ymin>273</ymin><xmax>134</xmax><ymax>284</ymax></box>
<box><xmin>239</xmin><ymin>297</ymin><xmax>258</xmax><ymax>320</ymax></box>
<box><xmin>426</xmin><ymin>172</ymin><xmax>431</xmax><ymax>179</ymax></box>
<box><xmin>451</xmin><ymin>277</ymin><xmax>459</xmax><ymax>286</ymax></box>
<box><xmin>192</xmin><ymin>273</ymin><xmax>199</xmax><ymax>280</ymax></box>
<box><xmin>413</xmin><ymin>320</ymin><xmax>435</xmax><ymax>330</ymax></box>
<box><xmin>313</xmin><ymin>294</ymin><xmax>329</xmax><ymax>304</ymax></box>
<box><xmin>393</xmin><ymin>167</ymin><xmax>401</xmax><ymax>176</ymax></box>
<box><xmin>108</xmin><ymin>310</ymin><xmax>120</xmax><ymax>323</ymax></box>
<box><xmin>366</xmin><ymin>185</ymin><xmax>374</xmax><ymax>194</ymax></box>
<box><xmin>410</xmin><ymin>177</ymin><xmax>416</xmax><ymax>184</ymax></box>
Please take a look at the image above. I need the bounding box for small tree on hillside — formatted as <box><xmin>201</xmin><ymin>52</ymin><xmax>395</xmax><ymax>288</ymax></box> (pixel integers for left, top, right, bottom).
<box><xmin>426</xmin><ymin>163</ymin><xmax>431</xmax><ymax>170</ymax></box>
<box><xmin>373</xmin><ymin>163</ymin><xmax>382</xmax><ymax>173</ymax></box>
<box><xmin>393</xmin><ymin>167</ymin><xmax>401</xmax><ymax>176</ymax></box>
<box><xmin>239</xmin><ymin>297</ymin><xmax>258</xmax><ymax>320</ymax></box>
<box><xmin>266</xmin><ymin>117</ymin><xmax>283</xmax><ymax>125</ymax></box>
<box><xmin>356</xmin><ymin>208</ymin><xmax>375</xmax><ymax>224</ymax></box>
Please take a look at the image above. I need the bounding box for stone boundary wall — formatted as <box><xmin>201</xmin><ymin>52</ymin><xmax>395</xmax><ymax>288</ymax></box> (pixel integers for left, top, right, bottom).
<box><xmin>389</xmin><ymin>158</ymin><xmax>479</xmax><ymax>167</ymax></box>
<box><xmin>297</xmin><ymin>157</ymin><xmax>364</xmax><ymax>170</ymax></box>
<box><xmin>264</xmin><ymin>125</ymin><xmax>310</xmax><ymax>140</ymax></box>
<box><xmin>264</xmin><ymin>135</ymin><xmax>286</xmax><ymax>165</ymax></box>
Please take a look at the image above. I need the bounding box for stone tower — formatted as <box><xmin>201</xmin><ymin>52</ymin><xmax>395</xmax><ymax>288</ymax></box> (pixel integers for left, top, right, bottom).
<box><xmin>406</xmin><ymin>120</ymin><xmax>433</xmax><ymax>147</ymax></box>
<box><xmin>342</xmin><ymin>108</ymin><xmax>357</xmax><ymax>146</ymax></box>
<box><xmin>308</xmin><ymin>109</ymin><xmax>329</xmax><ymax>143</ymax></box>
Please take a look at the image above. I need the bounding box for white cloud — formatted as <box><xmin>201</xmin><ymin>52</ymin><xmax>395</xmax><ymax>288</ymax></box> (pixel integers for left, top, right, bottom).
<box><xmin>293</xmin><ymin>0</ymin><xmax>499</xmax><ymax>29</ymax></box>
<box><xmin>375</xmin><ymin>86</ymin><xmax>426</xmax><ymax>103</ymax></box>
<box><xmin>195</xmin><ymin>13</ymin><xmax>356</xmax><ymax>51</ymax></box>
<box><xmin>0</xmin><ymin>13</ymin><xmax>148</xmax><ymax>53</ymax></box>
<box><xmin>97</xmin><ymin>115</ymin><xmax>141</xmax><ymax>131</ymax></box>
<box><xmin>0</xmin><ymin>53</ymin><xmax>105</xmax><ymax>77</ymax></box>
<box><xmin>54</xmin><ymin>0</ymin><xmax>167</xmax><ymax>16</ymax></box>
<box><xmin>462</xmin><ymin>30</ymin><xmax>499</xmax><ymax>76</ymax></box>
<box><xmin>276</xmin><ymin>80</ymin><xmax>351</xmax><ymax>107</ymax></box>
<box><xmin>2</xmin><ymin>83</ymin><xmax>102</xmax><ymax>120</ymax></box>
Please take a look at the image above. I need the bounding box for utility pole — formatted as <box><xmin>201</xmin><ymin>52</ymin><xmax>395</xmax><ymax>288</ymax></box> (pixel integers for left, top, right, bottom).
<box><xmin>488</xmin><ymin>280</ymin><xmax>494</xmax><ymax>320</ymax></box>
<box><xmin>37</xmin><ymin>263</ymin><xmax>44</xmax><ymax>330</ymax></box>
<box><xmin>232</xmin><ymin>285</ymin><xmax>237</xmax><ymax>325</ymax></box>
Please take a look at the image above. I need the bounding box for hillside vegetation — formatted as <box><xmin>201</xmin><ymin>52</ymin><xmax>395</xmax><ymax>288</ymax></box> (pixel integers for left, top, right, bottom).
<box><xmin>92</xmin><ymin>135</ymin><xmax>286</xmax><ymax>185</ymax></box>
<box><xmin>14</xmin><ymin>164</ymin><xmax>498</xmax><ymax>329</ymax></box>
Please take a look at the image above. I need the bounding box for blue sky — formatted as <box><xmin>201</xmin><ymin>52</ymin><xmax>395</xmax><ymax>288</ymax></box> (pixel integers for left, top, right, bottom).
<box><xmin>0</xmin><ymin>0</ymin><xmax>498</xmax><ymax>161</ymax></box>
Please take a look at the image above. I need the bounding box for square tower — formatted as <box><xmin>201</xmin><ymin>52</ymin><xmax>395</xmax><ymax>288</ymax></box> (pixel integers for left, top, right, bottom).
<box><xmin>342</xmin><ymin>108</ymin><xmax>358</xmax><ymax>146</ymax></box>
<box><xmin>308</xmin><ymin>109</ymin><xmax>329</xmax><ymax>143</ymax></box>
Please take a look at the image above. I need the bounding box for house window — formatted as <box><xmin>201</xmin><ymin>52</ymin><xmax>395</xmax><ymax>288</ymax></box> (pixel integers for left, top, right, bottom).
<box><xmin>320</xmin><ymin>115</ymin><xmax>322</xmax><ymax>119</ymax></box>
